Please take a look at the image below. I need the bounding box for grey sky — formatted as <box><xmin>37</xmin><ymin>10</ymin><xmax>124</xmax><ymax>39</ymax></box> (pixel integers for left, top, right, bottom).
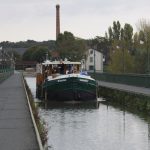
<box><xmin>0</xmin><ymin>0</ymin><xmax>149</xmax><ymax>42</ymax></box>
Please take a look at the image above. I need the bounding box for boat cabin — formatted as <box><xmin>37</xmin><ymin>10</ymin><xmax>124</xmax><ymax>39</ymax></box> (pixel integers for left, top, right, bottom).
<box><xmin>36</xmin><ymin>60</ymin><xmax>81</xmax><ymax>87</ymax></box>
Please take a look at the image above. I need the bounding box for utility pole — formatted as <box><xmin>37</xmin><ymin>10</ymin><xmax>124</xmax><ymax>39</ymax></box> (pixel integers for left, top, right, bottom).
<box><xmin>93</xmin><ymin>44</ymin><xmax>97</xmax><ymax>79</ymax></box>
<box><xmin>94</xmin><ymin>49</ymin><xmax>96</xmax><ymax>78</ymax></box>
<box><xmin>123</xmin><ymin>47</ymin><xmax>125</xmax><ymax>73</ymax></box>
<box><xmin>145</xmin><ymin>31</ymin><xmax>149</xmax><ymax>74</ymax></box>
<box><xmin>0</xmin><ymin>47</ymin><xmax>2</xmax><ymax>71</ymax></box>
<box><xmin>146</xmin><ymin>41</ymin><xmax>149</xmax><ymax>74</ymax></box>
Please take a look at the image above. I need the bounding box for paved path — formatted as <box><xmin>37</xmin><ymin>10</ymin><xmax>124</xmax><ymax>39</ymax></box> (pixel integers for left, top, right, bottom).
<box><xmin>98</xmin><ymin>80</ymin><xmax>150</xmax><ymax>96</ymax></box>
<box><xmin>0</xmin><ymin>73</ymin><xmax>39</xmax><ymax>150</ymax></box>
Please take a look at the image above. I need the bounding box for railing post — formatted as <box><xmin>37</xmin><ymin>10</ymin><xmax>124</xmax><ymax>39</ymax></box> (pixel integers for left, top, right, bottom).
<box><xmin>94</xmin><ymin>49</ymin><xmax>96</xmax><ymax>79</ymax></box>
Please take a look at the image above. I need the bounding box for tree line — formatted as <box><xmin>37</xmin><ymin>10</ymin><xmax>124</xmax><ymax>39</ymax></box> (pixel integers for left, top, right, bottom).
<box><xmin>89</xmin><ymin>19</ymin><xmax>150</xmax><ymax>74</ymax></box>
<box><xmin>0</xmin><ymin>40</ymin><xmax>55</xmax><ymax>49</ymax></box>
<box><xmin>1</xmin><ymin>19</ymin><xmax>150</xmax><ymax>74</ymax></box>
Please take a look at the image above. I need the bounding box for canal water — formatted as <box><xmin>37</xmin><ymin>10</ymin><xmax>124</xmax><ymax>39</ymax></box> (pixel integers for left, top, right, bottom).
<box><xmin>26</xmin><ymin>77</ymin><xmax>150</xmax><ymax>150</ymax></box>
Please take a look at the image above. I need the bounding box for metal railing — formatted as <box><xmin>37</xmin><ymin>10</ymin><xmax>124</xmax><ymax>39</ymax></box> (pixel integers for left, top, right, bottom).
<box><xmin>0</xmin><ymin>68</ymin><xmax>14</xmax><ymax>83</ymax></box>
<box><xmin>89</xmin><ymin>72</ymin><xmax>150</xmax><ymax>88</ymax></box>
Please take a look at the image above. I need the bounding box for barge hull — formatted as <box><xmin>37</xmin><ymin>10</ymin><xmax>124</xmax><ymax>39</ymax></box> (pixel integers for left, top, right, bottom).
<box><xmin>42</xmin><ymin>77</ymin><xmax>97</xmax><ymax>101</ymax></box>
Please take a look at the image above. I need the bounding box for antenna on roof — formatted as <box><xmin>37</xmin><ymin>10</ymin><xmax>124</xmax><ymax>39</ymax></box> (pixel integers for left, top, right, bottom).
<box><xmin>46</xmin><ymin>53</ymin><xmax>48</xmax><ymax>60</ymax></box>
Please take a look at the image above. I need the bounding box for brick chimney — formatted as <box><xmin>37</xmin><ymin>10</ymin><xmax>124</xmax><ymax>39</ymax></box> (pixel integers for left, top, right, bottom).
<box><xmin>56</xmin><ymin>4</ymin><xmax>60</xmax><ymax>40</ymax></box>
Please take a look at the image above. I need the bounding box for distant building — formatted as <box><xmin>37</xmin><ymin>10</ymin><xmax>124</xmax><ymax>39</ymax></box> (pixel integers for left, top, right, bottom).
<box><xmin>3</xmin><ymin>48</ymin><xmax>27</xmax><ymax>56</ymax></box>
<box><xmin>15</xmin><ymin>61</ymin><xmax>37</xmax><ymax>70</ymax></box>
<box><xmin>51</xmin><ymin>51</ymin><xmax>60</xmax><ymax>60</ymax></box>
<box><xmin>84</xmin><ymin>49</ymin><xmax>103</xmax><ymax>72</ymax></box>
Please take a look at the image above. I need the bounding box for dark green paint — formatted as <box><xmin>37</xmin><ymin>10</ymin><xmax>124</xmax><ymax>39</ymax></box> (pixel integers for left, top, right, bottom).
<box><xmin>90</xmin><ymin>72</ymin><xmax>150</xmax><ymax>88</ymax></box>
<box><xmin>43</xmin><ymin>77</ymin><xmax>97</xmax><ymax>94</ymax></box>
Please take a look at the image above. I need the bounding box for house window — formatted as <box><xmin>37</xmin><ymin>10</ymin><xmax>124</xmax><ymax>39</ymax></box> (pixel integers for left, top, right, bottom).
<box><xmin>89</xmin><ymin>65</ymin><xmax>94</xmax><ymax>70</ymax></box>
<box><xmin>90</xmin><ymin>57</ymin><xmax>93</xmax><ymax>63</ymax></box>
<box><xmin>90</xmin><ymin>50</ymin><xmax>93</xmax><ymax>55</ymax></box>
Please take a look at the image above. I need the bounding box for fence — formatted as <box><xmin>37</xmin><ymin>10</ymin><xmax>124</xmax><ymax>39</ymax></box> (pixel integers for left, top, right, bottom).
<box><xmin>0</xmin><ymin>68</ymin><xmax>14</xmax><ymax>83</ymax></box>
<box><xmin>89</xmin><ymin>72</ymin><xmax>150</xmax><ymax>88</ymax></box>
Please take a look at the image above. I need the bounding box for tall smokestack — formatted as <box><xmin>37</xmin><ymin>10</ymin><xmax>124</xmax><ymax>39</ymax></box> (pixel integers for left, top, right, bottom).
<box><xmin>56</xmin><ymin>4</ymin><xmax>60</xmax><ymax>40</ymax></box>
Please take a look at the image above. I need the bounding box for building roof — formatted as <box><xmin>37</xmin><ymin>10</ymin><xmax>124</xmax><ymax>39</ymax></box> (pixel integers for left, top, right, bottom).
<box><xmin>3</xmin><ymin>48</ymin><xmax>27</xmax><ymax>56</ymax></box>
<box><xmin>42</xmin><ymin>60</ymin><xmax>81</xmax><ymax>65</ymax></box>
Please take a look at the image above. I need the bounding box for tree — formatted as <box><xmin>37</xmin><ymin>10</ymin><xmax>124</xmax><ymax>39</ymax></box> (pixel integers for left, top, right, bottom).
<box><xmin>56</xmin><ymin>31</ymin><xmax>87</xmax><ymax>61</ymax></box>
<box><xmin>31</xmin><ymin>47</ymin><xmax>50</xmax><ymax>63</ymax></box>
<box><xmin>133</xmin><ymin>49</ymin><xmax>147</xmax><ymax>73</ymax></box>
<box><xmin>134</xmin><ymin>19</ymin><xmax>150</xmax><ymax>73</ymax></box>
<box><xmin>105</xmin><ymin>21</ymin><xmax>135</xmax><ymax>73</ymax></box>
<box><xmin>107</xmin><ymin>48</ymin><xmax>134</xmax><ymax>73</ymax></box>
<box><xmin>107</xmin><ymin>21</ymin><xmax>133</xmax><ymax>45</ymax></box>
<box><xmin>120</xmin><ymin>28</ymin><xmax>124</xmax><ymax>41</ymax></box>
<box><xmin>22</xmin><ymin>46</ymin><xmax>36</xmax><ymax>61</ymax></box>
<box><xmin>0</xmin><ymin>40</ymin><xmax>56</xmax><ymax>49</ymax></box>
<box><xmin>136</xmin><ymin>19</ymin><xmax>150</xmax><ymax>46</ymax></box>
<box><xmin>112</xmin><ymin>21</ymin><xmax>121</xmax><ymax>40</ymax></box>
<box><xmin>13</xmin><ymin>51</ymin><xmax>22</xmax><ymax>61</ymax></box>
<box><xmin>6</xmin><ymin>50</ymin><xmax>21</xmax><ymax>62</ymax></box>
<box><xmin>22</xmin><ymin>46</ymin><xmax>50</xmax><ymax>62</ymax></box>
<box><xmin>108</xmin><ymin>27</ymin><xmax>113</xmax><ymax>41</ymax></box>
<box><xmin>123</xmin><ymin>23</ymin><xmax>133</xmax><ymax>50</ymax></box>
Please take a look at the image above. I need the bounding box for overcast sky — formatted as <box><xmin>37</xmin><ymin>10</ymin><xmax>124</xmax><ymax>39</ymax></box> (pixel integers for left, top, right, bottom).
<box><xmin>0</xmin><ymin>0</ymin><xmax>150</xmax><ymax>42</ymax></box>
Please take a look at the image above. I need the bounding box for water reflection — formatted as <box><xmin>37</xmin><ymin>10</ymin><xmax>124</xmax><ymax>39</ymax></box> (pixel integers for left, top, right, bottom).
<box><xmin>39</xmin><ymin>101</ymin><xmax>100</xmax><ymax>110</ymax></box>
<box><xmin>39</xmin><ymin>103</ymin><xmax>150</xmax><ymax>150</ymax></box>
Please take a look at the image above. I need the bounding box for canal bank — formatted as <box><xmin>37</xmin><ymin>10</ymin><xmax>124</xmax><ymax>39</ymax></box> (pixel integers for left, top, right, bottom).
<box><xmin>0</xmin><ymin>73</ymin><xmax>39</xmax><ymax>150</ymax></box>
<box><xmin>99</xmin><ymin>85</ymin><xmax>150</xmax><ymax>113</ymax></box>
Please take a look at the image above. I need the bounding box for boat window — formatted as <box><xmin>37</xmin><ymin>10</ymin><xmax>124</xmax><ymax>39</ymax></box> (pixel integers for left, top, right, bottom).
<box><xmin>52</xmin><ymin>67</ymin><xmax>57</xmax><ymax>74</ymax></box>
<box><xmin>73</xmin><ymin>65</ymin><xmax>80</xmax><ymax>73</ymax></box>
<box><xmin>59</xmin><ymin>63</ymin><xmax>65</xmax><ymax>74</ymax></box>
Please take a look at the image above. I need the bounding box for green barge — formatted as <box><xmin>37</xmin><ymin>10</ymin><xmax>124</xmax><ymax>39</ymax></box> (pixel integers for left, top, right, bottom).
<box><xmin>36</xmin><ymin>60</ymin><xmax>97</xmax><ymax>101</ymax></box>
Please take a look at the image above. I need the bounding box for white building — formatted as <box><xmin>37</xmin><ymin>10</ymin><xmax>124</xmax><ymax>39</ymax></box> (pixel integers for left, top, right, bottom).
<box><xmin>84</xmin><ymin>49</ymin><xmax>103</xmax><ymax>72</ymax></box>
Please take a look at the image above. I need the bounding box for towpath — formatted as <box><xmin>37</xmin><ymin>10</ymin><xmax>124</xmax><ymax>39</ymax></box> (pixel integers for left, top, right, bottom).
<box><xmin>98</xmin><ymin>80</ymin><xmax>150</xmax><ymax>96</ymax></box>
<box><xmin>0</xmin><ymin>72</ymin><xmax>39</xmax><ymax>150</ymax></box>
